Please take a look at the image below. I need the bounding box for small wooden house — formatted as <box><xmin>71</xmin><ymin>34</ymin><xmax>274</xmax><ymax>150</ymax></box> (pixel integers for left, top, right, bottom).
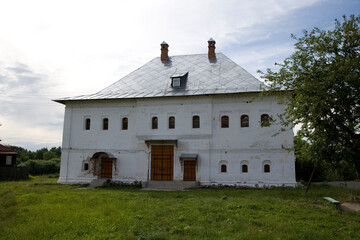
<box><xmin>0</xmin><ymin>144</ymin><xmax>17</xmax><ymax>168</ymax></box>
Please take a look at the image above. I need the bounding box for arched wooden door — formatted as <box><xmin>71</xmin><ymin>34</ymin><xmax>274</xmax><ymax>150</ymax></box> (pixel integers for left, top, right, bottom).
<box><xmin>151</xmin><ymin>145</ymin><xmax>174</xmax><ymax>181</ymax></box>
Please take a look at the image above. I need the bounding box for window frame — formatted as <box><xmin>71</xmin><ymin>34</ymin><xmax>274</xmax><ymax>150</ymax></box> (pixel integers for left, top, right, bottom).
<box><xmin>192</xmin><ymin>115</ymin><xmax>200</xmax><ymax>128</ymax></box>
<box><xmin>221</xmin><ymin>115</ymin><xmax>229</xmax><ymax>128</ymax></box>
<box><xmin>103</xmin><ymin>118</ymin><xmax>109</xmax><ymax>130</ymax></box>
<box><xmin>85</xmin><ymin>118</ymin><xmax>91</xmax><ymax>130</ymax></box>
<box><xmin>261</xmin><ymin>114</ymin><xmax>270</xmax><ymax>127</ymax></box>
<box><xmin>122</xmin><ymin>117</ymin><xmax>128</xmax><ymax>130</ymax></box>
<box><xmin>241</xmin><ymin>114</ymin><xmax>249</xmax><ymax>128</ymax></box>
<box><xmin>152</xmin><ymin>116</ymin><xmax>158</xmax><ymax>129</ymax></box>
<box><xmin>6</xmin><ymin>156</ymin><xmax>12</xmax><ymax>165</ymax></box>
<box><xmin>169</xmin><ymin>116</ymin><xmax>175</xmax><ymax>129</ymax></box>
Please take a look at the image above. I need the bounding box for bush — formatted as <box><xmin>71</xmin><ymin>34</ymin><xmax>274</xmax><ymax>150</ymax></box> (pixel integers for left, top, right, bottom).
<box><xmin>18</xmin><ymin>158</ymin><xmax>60</xmax><ymax>175</ymax></box>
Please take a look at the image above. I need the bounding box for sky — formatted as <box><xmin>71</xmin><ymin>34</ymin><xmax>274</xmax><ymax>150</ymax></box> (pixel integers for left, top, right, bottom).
<box><xmin>0</xmin><ymin>0</ymin><xmax>359</xmax><ymax>151</ymax></box>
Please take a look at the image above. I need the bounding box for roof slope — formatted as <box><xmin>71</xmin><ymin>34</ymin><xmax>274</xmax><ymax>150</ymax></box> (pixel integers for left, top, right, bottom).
<box><xmin>55</xmin><ymin>53</ymin><xmax>262</xmax><ymax>103</ymax></box>
<box><xmin>0</xmin><ymin>144</ymin><xmax>17</xmax><ymax>154</ymax></box>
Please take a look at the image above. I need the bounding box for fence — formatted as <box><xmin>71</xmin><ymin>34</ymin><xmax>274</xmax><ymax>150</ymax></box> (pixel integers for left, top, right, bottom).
<box><xmin>0</xmin><ymin>167</ymin><xmax>30</xmax><ymax>180</ymax></box>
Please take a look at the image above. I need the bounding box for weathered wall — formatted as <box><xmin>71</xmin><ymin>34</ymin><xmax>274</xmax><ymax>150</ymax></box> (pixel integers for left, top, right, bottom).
<box><xmin>58</xmin><ymin>93</ymin><xmax>296</xmax><ymax>187</ymax></box>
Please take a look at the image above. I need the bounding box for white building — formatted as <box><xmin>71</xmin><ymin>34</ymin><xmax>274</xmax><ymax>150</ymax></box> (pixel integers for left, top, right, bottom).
<box><xmin>55</xmin><ymin>39</ymin><xmax>296</xmax><ymax>187</ymax></box>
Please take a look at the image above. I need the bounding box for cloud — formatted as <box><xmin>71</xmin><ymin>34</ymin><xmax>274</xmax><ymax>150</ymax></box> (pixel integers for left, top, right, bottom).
<box><xmin>1</xmin><ymin>0</ymin><xmax>358</xmax><ymax>150</ymax></box>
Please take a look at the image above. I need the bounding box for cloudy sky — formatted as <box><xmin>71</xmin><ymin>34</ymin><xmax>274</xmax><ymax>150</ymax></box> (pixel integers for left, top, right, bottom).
<box><xmin>0</xmin><ymin>0</ymin><xmax>359</xmax><ymax>151</ymax></box>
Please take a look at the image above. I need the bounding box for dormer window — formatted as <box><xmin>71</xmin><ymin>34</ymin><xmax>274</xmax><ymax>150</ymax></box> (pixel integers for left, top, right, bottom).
<box><xmin>171</xmin><ymin>71</ymin><xmax>188</xmax><ymax>88</ymax></box>
<box><xmin>172</xmin><ymin>78</ymin><xmax>181</xmax><ymax>87</ymax></box>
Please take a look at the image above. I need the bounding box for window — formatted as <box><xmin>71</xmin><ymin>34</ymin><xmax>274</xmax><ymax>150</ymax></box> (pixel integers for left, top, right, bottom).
<box><xmin>261</xmin><ymin>114</ymin><xmax>270</xmax><ymax>127</ymax></box>
<box><xmin>84</xmin><ymin>163</ymin><xmax>89</xmax><ymax>171</ymax></box>
<box><xmin>221</xmin><ymin>115</ymin><xmax>229</xmax><ymax>128</ymax></box>
<box><xmin>263</xmin><ymin>161</ymin><xmax>271</xmax><ymax>173</ymax></box>
<box><xmin>6</xmin><ymin>156</ymin><xmax>12</xmax><ymax>165</ymax></box>
<box><xmin>172</xmin><ymin>77</ymin><xmax>181</xmax><ymax>87</ymax></box>
<box><xmin>241</xmin><ymin>160</ymin><xmax>249</xmax><ymax>173</ymax></box>
<box><xmin>169</xmin><ymin>116</ymin><xmax>175</xmax><ymax>129</ymax></box>
<box><xmin>152</xmin><ymin>117</ymin><xmax>158</xmax><ymax>129</ymax></box>
<box><xmin>241</xmin><ymin>115</ymin><xmax>249</xmax><ymax>128</ymax></box>
<box><xmin>122</xmin><ymin>117</ymin><xmax>128</xmax><ymax>130</ymax></box>
<box><xmin>85</xmin><ymin>118</ymin><xmax>91</xmax><ymax>130</ymax></box>
<box><xmin>103</xmin><ymin>118</ymin><xmax>109</xmax><ymax>130</ymax></box>
<box><xmin>192</xmin><ymin>115</ymin><xmax>200</xmax><ymax>128</ymax></box>
<box><xmin>221</xmin><ymin>164</ymin><xmax>227</xmax><ymax>173</ymax></box>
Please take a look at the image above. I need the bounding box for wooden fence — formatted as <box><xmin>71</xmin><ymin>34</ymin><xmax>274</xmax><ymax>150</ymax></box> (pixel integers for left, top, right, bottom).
<box><xmin>0</xmin><ymin>167</ymin><xmax>29</xmax><ymax>180</ymax></box>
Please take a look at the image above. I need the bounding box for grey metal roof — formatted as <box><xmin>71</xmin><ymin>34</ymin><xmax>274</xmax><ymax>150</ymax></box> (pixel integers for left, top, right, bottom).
<box><xmin>54</xmin><ymin>53</ymin><xmax>263</xmax><ymax>104</ymax></box>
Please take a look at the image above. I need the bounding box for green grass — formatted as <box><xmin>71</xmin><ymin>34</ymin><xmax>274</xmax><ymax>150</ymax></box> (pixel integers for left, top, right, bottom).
<box><xmin>1</xmin><ymin>177</ymin><xmax>360</xmax><ymax>240</ymax></box>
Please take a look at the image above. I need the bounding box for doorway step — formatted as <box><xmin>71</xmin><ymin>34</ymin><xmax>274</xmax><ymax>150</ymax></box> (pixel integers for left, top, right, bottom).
<box><xmin>143</xmin><ymin>181</ymin><xmax>200</xmax><ymax>191</ymax></box>
<box><xmin>89</xmin><ymin>178</ymin><xmax>109</xmax><ymax>189</ymax></box>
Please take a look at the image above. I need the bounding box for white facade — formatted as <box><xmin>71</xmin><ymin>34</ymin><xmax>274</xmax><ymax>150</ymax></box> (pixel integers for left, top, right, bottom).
<box><xmin>58</xmin><ymin>93</ymin><xmax>296</xmax><ymax>187</ymax></box>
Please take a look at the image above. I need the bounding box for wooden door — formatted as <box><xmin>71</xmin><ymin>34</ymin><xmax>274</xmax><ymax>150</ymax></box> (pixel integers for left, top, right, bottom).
<box><xmin>151</xmin><ymin>145</ymin><xmax>174</xmax><ymax>181</ymax></box>
<box><xmin>183</xmin><ymin>160</ymin><xmax>196</xmax><ymax>181</ymax></box>
<box><xmin>101</xmin><ymin>157</ymin><xmax>113</xmax><ymax>178</ymax></box>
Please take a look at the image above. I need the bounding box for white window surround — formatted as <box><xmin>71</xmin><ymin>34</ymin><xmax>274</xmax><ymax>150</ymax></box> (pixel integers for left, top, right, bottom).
<box><xmin>6</xmin><ymin>156</ymin><xmax>12</xmax><ymax>165</ymax></box>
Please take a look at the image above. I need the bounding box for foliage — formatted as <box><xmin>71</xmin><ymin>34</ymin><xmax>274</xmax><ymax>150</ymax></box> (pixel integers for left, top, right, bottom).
<box><xmin>98</xmin><ymin>179</ymin><xmax>142</xmax><ymax>189</ymax></box>
<box><xmin>7</xmin><ymin>146</ymin><xmax>61</xmax><ymax>164</ymax></box>
<box><xmin>1</xmin><ymin>176</ymin><xmax>360</xmax><ymax>239</ymax></box>
<box><xmin>261</xmin><ymin>15</ymin><xmax>360</xmax><ymax>178</ymax></box>
<box><xmin>18</xmin><ymin>159</ymin><xmax>60</xmax><ymax>175</ymax></box>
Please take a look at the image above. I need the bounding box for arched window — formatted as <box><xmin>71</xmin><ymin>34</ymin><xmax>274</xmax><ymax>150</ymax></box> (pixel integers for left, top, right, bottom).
<box><xmin>263</xmin><ymin>161</ymin><xmax>271</xmax><ymax>173</ymax></box>
<box><xmin>192</xmin><ymin>115</ymin><xmax>200</xmax><ymax>128</ymax></box>
<box><xmin>241</xmin><ymin>115</ymin><xmax>249</xmax><ymax>128</ymax></box>
<box><xmin>103</xmin><ymin>118</ymin><xmax>109</xmax><ymax>130</ymax></box>
<box><xmin>169</xmin><ymin>116</ymin><xmax>175</xmax><ymax>129</ymax></box>
<box><xmin>122</xmin><ymin>117</ymin><xmax>128</xmax><ymax>130</ymax></box>
<box><xmin>241</xmin><ymin>160</ymin><xmax>249</xmax><ymax>173</ymax></box>
<box><xmin>84</xmin><ymin>163</ymin><xmax>89</xmax><ymax>171</ymax></box>
<box><xmin>85</xmin><ymin>118</ymin><xmax>91</xmax><ymax>130</ymax></box>
<box><xmin>221</xmin><ymin>115</ymin><xmax>229</xmax><ymax>128</ymax></box>
<box><xmin>152</xmin><ymin>116</ymin><xmax>158</xmax><ymax>129</ymax></box>
<box><xmin>261</xmin><ymin>114</ymin><xmax>270</xmax><ymax>127</ymax></box>
<box><xmin>221</xmin><ymin>164</ymin><xmax>227</xmax><ymax>173</ymax></box>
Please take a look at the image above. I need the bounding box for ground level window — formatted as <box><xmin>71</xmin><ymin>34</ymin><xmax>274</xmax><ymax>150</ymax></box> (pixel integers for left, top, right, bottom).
<box><xmin>221</xmin><ymin>164</ymin><xmax>227</xmax><ymax>173</ymax></box>
<box><xmin>242</xmin><ymin>164</ymin><xmax>248</xmax><ymax>173</ymax></box>
<box><xmin>264</xmin><ymin>164</ymin><xmax>270</xmax><ymax>173</ymax></box>
<box><xmin>84</xmin><ymin>163</ymin><xmax>89</xmax><ymax>171</ymax></box>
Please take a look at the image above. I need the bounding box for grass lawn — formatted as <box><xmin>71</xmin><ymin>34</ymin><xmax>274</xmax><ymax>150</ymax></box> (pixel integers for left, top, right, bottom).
<box><xmin>1</xmin><ymin>177</ymin><xmax>360</xmax><ymax>240</ymax></box>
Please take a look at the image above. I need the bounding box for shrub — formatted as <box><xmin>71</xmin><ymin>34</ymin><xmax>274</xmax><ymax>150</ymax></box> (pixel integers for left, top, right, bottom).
<box><xmin>18</xmin><ymin>158</ymin><xmax>60</xmax><ymax>175</ymax></box>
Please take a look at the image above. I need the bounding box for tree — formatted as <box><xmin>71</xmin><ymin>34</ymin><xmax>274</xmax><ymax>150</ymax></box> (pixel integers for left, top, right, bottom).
<box><xmin>261</xmin><ymin>15</ymin><xmax>360</xmax><ymax>178</ymax></box>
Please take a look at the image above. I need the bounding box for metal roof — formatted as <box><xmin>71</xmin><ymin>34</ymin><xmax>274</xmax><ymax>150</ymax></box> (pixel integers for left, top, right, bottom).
<box><xmin>54</xmin><ymin>53</ymin><xmax>263</xmax><ymax>104</ymax></box>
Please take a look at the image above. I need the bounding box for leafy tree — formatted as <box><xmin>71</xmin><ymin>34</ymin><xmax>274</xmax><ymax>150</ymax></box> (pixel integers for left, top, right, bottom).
<box><xmin>261</xmin><ymin>15</ymin><xmax>360</xmax><ymax>178</ymax></box>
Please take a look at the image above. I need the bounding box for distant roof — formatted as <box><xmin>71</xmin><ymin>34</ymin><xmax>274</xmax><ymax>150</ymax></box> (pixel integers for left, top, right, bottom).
<box><xmin>55</xmin><ymin>53</ymin><xmax>263</xmax><ymax>104</ymax></box>
<box><xmin>0</xmin><ymin>144</ymin><xmax>17</xmax><ymax>155</ymax></box>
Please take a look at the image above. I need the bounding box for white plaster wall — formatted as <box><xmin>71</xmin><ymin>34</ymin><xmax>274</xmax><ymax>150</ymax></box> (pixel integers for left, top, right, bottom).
<box><xmin>58</xmin><ymin>93</ymin><xmax>296</xmax><ymax>187</ymax></box>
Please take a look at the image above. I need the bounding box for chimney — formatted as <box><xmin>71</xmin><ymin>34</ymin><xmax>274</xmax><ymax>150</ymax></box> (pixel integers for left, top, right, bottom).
<box><xmin>208</xmin><ymin>38</ymin><xmax>216</xmax><ymax>59</ymax></box>
<box><xmin>160</xmin><ymin>41</ymin><xmax>169</xmax><ymax>61</ymax></box>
